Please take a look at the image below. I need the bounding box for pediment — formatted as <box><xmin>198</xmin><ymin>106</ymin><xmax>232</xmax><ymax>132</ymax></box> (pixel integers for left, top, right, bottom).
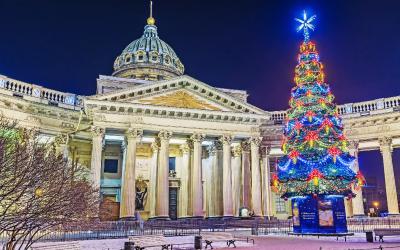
<box><xmin>90</xmin><ymin>75</ymin><xmax>266</xmax><ymax>115</ymax></box>
<box><xmin>135</xmin><ymin>89</ymin><xmax>224</xmax><ymax>111</ymax></box>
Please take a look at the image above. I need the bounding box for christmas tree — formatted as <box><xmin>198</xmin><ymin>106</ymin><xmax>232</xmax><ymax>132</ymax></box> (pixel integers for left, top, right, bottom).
<box><xmin>272</xmin><ymin>12</ymin><xmax>364</xmax><ymax>200</ymax></box>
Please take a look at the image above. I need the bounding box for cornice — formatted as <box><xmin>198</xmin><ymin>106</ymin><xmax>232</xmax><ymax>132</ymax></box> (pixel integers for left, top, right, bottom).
<box><xmin>88</xmin><ymin>75</ymin><xmax>267</xmax><ymax>115</ymax></box>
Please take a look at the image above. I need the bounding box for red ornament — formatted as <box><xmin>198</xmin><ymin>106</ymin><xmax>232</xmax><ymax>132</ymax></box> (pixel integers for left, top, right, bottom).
<box><xmin>294</xmin><ymin>121</ymin><xmax>303</xmax><ymax>134</ymax></box>
<box><xmin>306</xmin><ymin>110</ymin><xmax>315</xmax><ymax>122</ymax></box>
<box><xmin>305</xmin><ymin>131</ymin><xmax>319</xmax><ymax>147</ymax></box>
<box><xmin>307</xmin><ymin>169</ymin><xmax>324</xmax><ymax>186</ymax></box>
<box><xmin>328</xmin><ymin>146</ymin><xmax>341</xmax><ymax>163</ymax></box>
<box><xmin>289</xmin><ymin>150</ymin><xmax>300</xmax><ymax>164</ymax></box>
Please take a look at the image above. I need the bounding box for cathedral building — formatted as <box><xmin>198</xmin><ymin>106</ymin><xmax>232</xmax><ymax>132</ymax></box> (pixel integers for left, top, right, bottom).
<box><xmin>1</xmin><ymin>9</ymin><xmax>400</xmax><ymax>220</ymax></box>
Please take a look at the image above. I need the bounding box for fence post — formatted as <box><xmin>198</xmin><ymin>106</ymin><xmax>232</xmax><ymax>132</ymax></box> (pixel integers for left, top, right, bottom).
<box><xmin>362</xmin><ymin>219</ymin><xmax>365</xmax><ymax>232</ymax></box>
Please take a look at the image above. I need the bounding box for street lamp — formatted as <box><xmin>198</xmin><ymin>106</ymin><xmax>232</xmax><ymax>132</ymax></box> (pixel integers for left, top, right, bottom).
<box><xmin>373</xmin><ymin>201</ymin><xmax>379</xmax><ymax>217</ymax></box>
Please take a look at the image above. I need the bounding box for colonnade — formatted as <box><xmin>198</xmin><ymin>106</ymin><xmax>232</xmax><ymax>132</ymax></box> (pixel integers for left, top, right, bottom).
<box><xmin>346</xmin><ymin>137</ymin><xmax>399</xmax><ymax>216</ymax></box>
<box><xmin>89</xmin><ymin>126</ymin><xmax>273</xmax><ymax>219</ymax></box>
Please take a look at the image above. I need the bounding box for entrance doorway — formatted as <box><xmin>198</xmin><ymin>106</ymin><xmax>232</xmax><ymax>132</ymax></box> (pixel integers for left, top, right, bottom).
<box><xmin>169</xmin><ymin>187</ymin><xmax>178</xmax><ymax>220</ymax></box>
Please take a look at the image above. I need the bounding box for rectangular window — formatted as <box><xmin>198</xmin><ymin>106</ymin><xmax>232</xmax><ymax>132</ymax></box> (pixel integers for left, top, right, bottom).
<box><xmin>169</xmin><ymin>157</ymin><xmax>176</xmax><ymax>172</ymax></box>
<box><xmin>275</xmin><ymin>196</ymin><xmax>287</xmax><ymax>214</ymax></box>
<box><xmin>104</xmin><ymin>159</ymin><xmax>118</xmax><ymax>174</ymax></box>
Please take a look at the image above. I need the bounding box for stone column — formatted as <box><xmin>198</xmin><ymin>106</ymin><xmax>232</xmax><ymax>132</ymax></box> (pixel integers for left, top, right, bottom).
<box><xmin>179</xmin><ymin>142</ymin><xmax>191</xmax><ymax>218</ymax></box>
<box><xmin>261</xmin><ymin>146</ymin><xmax>273</xmax><ymax>218</ymax></box>
<box><xmin>250</xmin><ymin>136</ymin><xmax>263</xmax><ymax>216</ymax></box>
<box><xmin>155</xmin><ymin>130</ymin><xmax>172</xmax><ymax>219</ymax></box>
<box><xmin>241</xmin><ymin>141</ymin><xmax>251</xmax><ymax>208</ymax></box>
<box><xmin>349</xmin><ymin>140</ymin><xmax>364</xmax><ymax>216</ymax></box>
<box><xmin>191</xmin><ymin>133</ymin><xmax>205</xmax><ymax>217</ymax></box>
<box><xmin>90</xmin><ymin>126</ymin><xmax>105</xmax><ymax>189</ymax></box>
<box><xmin>344</xmin><ymin>198</ymin><xmax>354</xmax><ymax>218</ymax></box>
<box><xmin>120</xmin><ymin>128</ymin><xmax>143</xmax><ymax>219</ymax></box>
<box><xmin>220</xmin><ymin>135</ymin><xmax>233</xmax><ymax>217</ymax></box>
<box><xmin>231</xmin><ymin>145</ymin><xmax>242</xmax><ymax>216</ymax></box>
<box><xmin>210</xmin><ymin>141</ymin><xmax>223</xmax><ymax>217</ymax></box>
<box><xmin>149</xmin><ymin>140</ymin><xmax>160</xmax><ymax>218</ymax></box>
<box><xmin>379</xmin><ymin>137</ymin><xmax>399</xmax><ymax>215</ymax></box>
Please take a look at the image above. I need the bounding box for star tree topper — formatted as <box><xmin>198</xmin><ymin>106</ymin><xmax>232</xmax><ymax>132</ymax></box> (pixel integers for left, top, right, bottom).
<box><xmin>295</xmin><ymin>10</ymin><xmax>316</xmax><ymax>42</ymax></box>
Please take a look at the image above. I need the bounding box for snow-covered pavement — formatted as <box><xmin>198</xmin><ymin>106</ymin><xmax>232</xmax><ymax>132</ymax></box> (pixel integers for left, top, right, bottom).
<box><xmin>29</xmin><ymin>233</ymin><xmax>400</xmax><ymax>250</ymax></box>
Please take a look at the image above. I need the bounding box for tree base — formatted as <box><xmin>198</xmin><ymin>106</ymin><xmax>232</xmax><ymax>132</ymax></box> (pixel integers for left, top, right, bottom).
<box><xmin>291</xmin><ymin>195</ymin><xmax>348</xmax><ymax>234</ymax></box>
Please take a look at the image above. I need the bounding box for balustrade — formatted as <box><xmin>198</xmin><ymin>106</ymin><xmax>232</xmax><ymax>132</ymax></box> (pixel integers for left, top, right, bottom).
<box><xmin>269</xmin><ymin>95</ymin><xmax>400</xmax><ymax>121</ymax></box>
<box><xmin>0</xmin><ymin>76</ymin><xmax>79</xmax><ymax>107</ymax></box>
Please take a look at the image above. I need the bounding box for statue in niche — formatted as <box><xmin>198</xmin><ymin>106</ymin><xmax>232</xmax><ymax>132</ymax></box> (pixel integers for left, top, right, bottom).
<box><xmin>135</xmin><ymin>176</ymin><xmax>148</xmax><ymax>210</ymax></box>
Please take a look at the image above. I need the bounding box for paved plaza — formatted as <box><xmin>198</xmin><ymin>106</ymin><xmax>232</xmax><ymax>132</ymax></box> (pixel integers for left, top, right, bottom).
<box><xmin>29</xmin><ymin>234</ymin><xmax>400</xmax><ymax>250</ymax></box>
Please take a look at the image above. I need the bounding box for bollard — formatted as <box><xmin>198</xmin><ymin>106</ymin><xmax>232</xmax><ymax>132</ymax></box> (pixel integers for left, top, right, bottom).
<box><xmin>194</xmin><ymin>235</ymin><xmax>202</xmax><ymax>250</ymax></box>
<box><xmin>124</xmin><ymin>241</ymin><xmax>135</xmax><ymax>250</ymax></box>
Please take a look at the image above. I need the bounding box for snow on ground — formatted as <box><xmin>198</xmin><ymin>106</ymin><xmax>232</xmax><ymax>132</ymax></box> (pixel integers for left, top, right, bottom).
<box><xmin>31</xmin><ymin>236</ymin><xmax>253</xmax><ymax>250</ymax></box>
<box><xmin>29</xmin><ymin>233</ymin><xmax>400</xmax><ymax>250</ymax></box>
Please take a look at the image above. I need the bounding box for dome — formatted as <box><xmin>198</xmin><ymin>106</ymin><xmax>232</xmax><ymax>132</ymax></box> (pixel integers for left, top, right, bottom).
<box><xmin>112</xmin><ymin>22</ymin><xmax>185</xmax><ymax>81</ymax></box>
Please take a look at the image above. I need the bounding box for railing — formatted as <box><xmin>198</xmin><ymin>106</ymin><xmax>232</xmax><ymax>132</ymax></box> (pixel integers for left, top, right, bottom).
<box><xmin>2</xmin><ymin>218</ymin><xmax>400</xmax><ymax>244</ymax></box>
<box><xmin>0</xmin><ymin>76</ymin><xmax>82</xmax><ymax>109</ymax></box>
<box><xmin>269</xmin><ymin>95</ymin><xmax>400</xmax><ymax>121</ymax></box>
<box><xmin>347</xmin><ymin>217</ymin><xmax>400</xmax><ymax>233</ymax></box>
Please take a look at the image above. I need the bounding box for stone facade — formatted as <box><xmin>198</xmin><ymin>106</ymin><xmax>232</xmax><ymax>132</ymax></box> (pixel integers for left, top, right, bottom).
<box><xmin>1</xmin><ymin>14</ymin><xmax>400</xmax><ymax>221</ymax></box>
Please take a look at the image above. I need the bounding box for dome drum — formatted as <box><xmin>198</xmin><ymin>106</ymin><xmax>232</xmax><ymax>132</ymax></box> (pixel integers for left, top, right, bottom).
<box><xmin>113</xmin><ymin>24</ymin><xmax>184</xmax><ymax>80</ymax></box>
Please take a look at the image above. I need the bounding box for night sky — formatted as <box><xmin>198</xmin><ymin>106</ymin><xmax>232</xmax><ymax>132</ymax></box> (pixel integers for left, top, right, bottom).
<box><xmin>1</xmin><ymin>0</ymin><xmax>400</xmax><ymax>210</ymax></box>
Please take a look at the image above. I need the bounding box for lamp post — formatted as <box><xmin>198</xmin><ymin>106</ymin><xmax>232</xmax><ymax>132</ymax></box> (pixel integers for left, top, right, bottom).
<box><xmin>373</xmin><ymin>201</ymin><xmax>379</xmax><ymax>217</ymax></box>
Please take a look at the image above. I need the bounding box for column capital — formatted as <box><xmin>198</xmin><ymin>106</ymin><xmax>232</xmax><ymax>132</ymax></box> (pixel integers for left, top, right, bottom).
<box><xmin>219</xmin><ymin>134</ymin><xmax>232</xmax><ymax>145</ymax></box>
<box><xmin>260</xmin><ymin>146</ymin><xmax>271</xmax><ymax>158</ymax></box>
<box><xmin>179</xmin><ymin>142</ymin><xmax>191</xmax><ymax>154</ymax></box>
<box><xmin>158</xmin><ymin>130</ymin><xmax>172</xmax><ymax>141</ymax></box>
<box><xmin>348</xmin><ymin>140</ymin><xmax>359</xmax><ymax>151</ymax></box>
<box><xmin>379</xmin><ymin>136</ymin><xmax>393</xmax><ymax>152</ymax></box>
<box><xmin>241</xmin><ymin>141</ymin><xmax>251</xmax><ymax>152</ymax></box>
<box><xmin>208</xmin><ymin>141</ymin><xmax>222</xmax><ymax>156</ymax></box>
<box><xmin>249</xmin><ymin>136</ymin><xmax>262</xmax><ymax>146</ymax></box>
<box><xmin>126</xmin><ymin>128</ymin><xmax>143</xmax><ymax>140</ymax></box>
<box><xmin>190</xmin><ymin>133</ymin><xmax>205</xmax><ymax>143</ymax></box>
<box><xmin>90</xmin><ymin>126</ymin><xmax>105</xmax><ymax>138</ymax></box>
<box><xmin>232</xmin><ymin>145</ymin><xmax>242</xmax><ymax>157</ymax></box>
<box><xmin>151</xmin><ymin>140</ymin><xmax>160</xmax><ymax>152</ymax></box>
<box><xmin>54</xmin><ymin>133</ymin><xmax>68</xmax><ymax>146</ymax></box>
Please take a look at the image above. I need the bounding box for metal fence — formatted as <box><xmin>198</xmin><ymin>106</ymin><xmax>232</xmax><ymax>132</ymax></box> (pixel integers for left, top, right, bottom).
<box><xmin>347</xmin><ymin>218</ymin><xmax>400</xmax><ymax>233</ymax></box>
<box><xmin>2</xmin><ymin>217</ymin><xmax>400</xmax><ymax>244</ymax></box>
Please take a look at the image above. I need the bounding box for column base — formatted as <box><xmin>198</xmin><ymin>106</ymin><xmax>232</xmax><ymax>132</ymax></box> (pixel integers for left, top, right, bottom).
<box><xmin>206</xmin><ymin>216</ymin><xmax>223</xmax><ymax>220</ymax></box>
<box><xmin>222</xmin><ymin>215</ymin><xmax>234</xmax><ymax>220</ymax></box>
<box><xmin>178</xmin><ymin>216</ymin><xmax>204</xmax><ymax>220</ymax></box>
<box><xmin>388</xmin><ymin>214</ymin><xmax>400</xmax><ymax>217</ymax></box>
<box><xmin>148</xmin><ymin>216</ymin><xmax>170</xmax><ymax>221</ymax></box>
<box><xmin>119</xmin><ymin>216</ymin><xmax>137</xmax><ymax>221</ymax></box>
